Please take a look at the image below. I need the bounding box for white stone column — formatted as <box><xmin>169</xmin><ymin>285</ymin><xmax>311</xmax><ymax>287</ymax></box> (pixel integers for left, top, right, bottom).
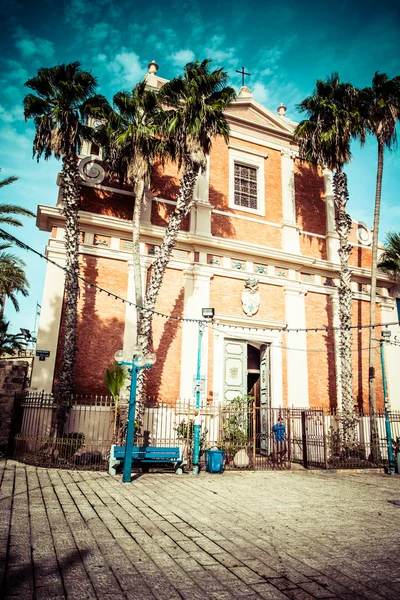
<box><xmin>284</xmin><ymin>285</ymin><xmax>309</xmax><ymax>407</ymax></box>
<box><xmin>179</xmin><ymin>266</ymin><xmax>212</xmax><ymax>399</ymax></box>
<box><xmin>380</xmin><ymin>299</ymin><xmax>400</xmax><ymax>410</ymax></box>
<box><xmin>123</xmin><ymin>257</ymin><xmax>137</xmax><ymax>352</ymax></box>
<box><xmin>30</xmin><ymin>245</ymin><xmax>66</xmax><ymax>393</ymax></box>
<box><xmin>281</xmin><ymin>149</ymin><xmax>300</xmax><ymax>254</ymax></box>
<box><xmin>323</xmin><ymin>167</ymin><xmax>340</xmax><ymax>263</ymax></box>
<box><xmin>141</xmin><ymin>188</ymin><xmax>153</xmax><ymax>226</ymax></box>
<box><xmin>123</xmin><ymin>255</ymin><xmax>151</xmax><ymax>352</ymax></box>
<box><xmin>190</xmin><ymin>157</ymin><xmax>212</xmax><ymax>237</ymax></box>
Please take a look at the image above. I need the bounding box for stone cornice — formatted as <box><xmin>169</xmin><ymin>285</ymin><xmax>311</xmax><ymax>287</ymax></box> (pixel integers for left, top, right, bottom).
<box><xmin>37</xmin><ymin>204</ymin><xmax>395</xmax><ymax>286</ymax></box>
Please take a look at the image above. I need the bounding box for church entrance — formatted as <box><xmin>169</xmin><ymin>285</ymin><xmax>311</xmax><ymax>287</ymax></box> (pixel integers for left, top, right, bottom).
<box><xmin>223</xmin><ymin>339</ymin><xmax>272</xmax><ymax>457</ymax></box>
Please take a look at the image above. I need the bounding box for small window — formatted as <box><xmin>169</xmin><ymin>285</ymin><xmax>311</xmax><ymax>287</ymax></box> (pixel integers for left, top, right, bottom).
<box><xmin>229</xmin><ymin>147</ymin><xmax>265</xmax><ymax>216</ymax></box>
<box><xmin>234</xmin><ymin>163</ymin><xmax>258</xmax><ymax>209</ymax></box>
<box><xmin>396</xmin><ymin>298</ymin><xmax>400</xmax><ymax>323</ymax></box>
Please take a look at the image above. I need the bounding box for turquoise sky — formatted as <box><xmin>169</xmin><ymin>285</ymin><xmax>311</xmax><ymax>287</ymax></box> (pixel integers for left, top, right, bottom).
<box><xmin>1</xmin><ymin>0</ymin><xmax>400</xmax><ymax>335</ymax></box>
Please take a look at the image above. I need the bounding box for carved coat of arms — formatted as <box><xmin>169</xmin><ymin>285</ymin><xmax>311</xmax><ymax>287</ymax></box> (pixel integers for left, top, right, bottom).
<box><xmin>241</xmin><ymin>277</ymin><xmax>260</xmax><ymax>317</ymax></box>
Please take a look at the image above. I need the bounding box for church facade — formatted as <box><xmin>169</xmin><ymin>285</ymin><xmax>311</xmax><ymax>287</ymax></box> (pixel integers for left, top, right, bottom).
<box><xmin>30</xmin><ymin>62</ymin><xmax>400</xmax><ymax>412</ymax></box>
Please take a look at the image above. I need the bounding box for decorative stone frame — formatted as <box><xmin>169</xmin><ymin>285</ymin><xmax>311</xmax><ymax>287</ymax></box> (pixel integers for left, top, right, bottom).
<box><xmin>229</xmin><ymin>147</ymin><xmax>266</xmax><ymax>217</ymax></box>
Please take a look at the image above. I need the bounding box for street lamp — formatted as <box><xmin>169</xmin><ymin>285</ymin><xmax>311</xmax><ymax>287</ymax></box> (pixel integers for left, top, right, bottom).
<box><xmin>114</xmin><ymin>345</ymin><xmax>156</xmax><ymax>483</ymax></box>
<box><xmin>192</xmin><ymin>308</ymin><xmax>215</xmax><ymax>475</ymax></box>
<box><xmin>374</xmin><ymin>335</ymin><xmax>395</xmax><ymax>475</ymax></box>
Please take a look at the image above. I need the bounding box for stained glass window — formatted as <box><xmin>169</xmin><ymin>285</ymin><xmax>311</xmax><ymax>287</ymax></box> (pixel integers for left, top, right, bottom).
<box><xmin>234</xmin><ymin>163</ymin><xmax>258</xmax><ymax>209</ymax></box>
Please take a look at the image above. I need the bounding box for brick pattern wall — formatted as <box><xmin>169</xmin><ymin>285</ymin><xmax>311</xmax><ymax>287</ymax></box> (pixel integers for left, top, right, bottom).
<box><xmin>55</xmin><ymin>255</ymin><xmax>128</xmax><ymax>395</ymax></box>
<box><xmin>210</xmin><ymin>277</ymin><xmax>285</xmax><ymax>323</ymax></box>
<box><xmin>151</xmin><ymin>160</ymin><xmax>180</xmax><ymax>201</ymax></box>
<box><xmin>300</xmin><ymin>233</ymin><xmax>327</xmax><ymax>260</ymax></box>
<box><xmin>151</xmin><ymin>201</ymin><xmax>190</xmax><ymax>232</ymax></box>
<box><xmin>209</xmin><ymin>137</ymin><xmax>283</xmax><ymax>247</ymax></box>
<box><xmin>145</xmin><ymin>267</ymin><xmax>185</xmax><ymax>400</ymax></box>
<box><xmin>352</xmin><ymin>300</ymin><xmax>383</xmax><ymax>412</ymax></box>
<box><xmin>295</xmin><ymin>161</ymin><xmax>326</xmax><ymax>236</ymax></box>
<box><xmin>349</xmin><ymin>246</ymin><xmax>373</xmax><ymax>269</ymax></box>
<box><xmin>80</xmin><ymin>187</ymin><xmax>133</xmax><ymax>220</ymax></box>
<box><xmin>305</xmin><ymin>293</ymin><xmax>338</xmax><ymax>410</ymax></box>
<box><xmin>0</xmin><ymin>361</ymin><xmax>29</xmax><ymax>452</ymax></box>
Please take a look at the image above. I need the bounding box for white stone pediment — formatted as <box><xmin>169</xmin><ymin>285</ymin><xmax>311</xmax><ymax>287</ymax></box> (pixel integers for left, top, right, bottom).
<box><xmin>225</xmin><ymin>97</ymin><xmax>296</xmax><ymax>135</ymax></box>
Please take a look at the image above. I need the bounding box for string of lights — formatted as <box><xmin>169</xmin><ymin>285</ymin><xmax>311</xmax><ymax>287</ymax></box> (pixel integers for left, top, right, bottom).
<box><xmin>205</xmin><ymin>322</ymin><xmax>391</xmax><ymax>354</ymax></box>
<box><xmin>3</xmin><ymin>228</ymin><xmax>400</xmax><ymax>335</ymax></box>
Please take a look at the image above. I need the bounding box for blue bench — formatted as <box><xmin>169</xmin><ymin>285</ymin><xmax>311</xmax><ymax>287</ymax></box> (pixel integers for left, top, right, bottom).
<box><xmin>108</xmin><ymin>445</ymin><xmax>186</xmax><ymax>476</ymax></box>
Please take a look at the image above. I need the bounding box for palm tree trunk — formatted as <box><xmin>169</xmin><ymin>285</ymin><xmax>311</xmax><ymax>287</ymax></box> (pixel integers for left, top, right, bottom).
<box><xmin>57</xmin><ymin>154</ymin><xmax>81</xmax><ymax>433</ymax></box>
<box><xmin>334</xmin><ymin>169</ymin><xmax>356</xmax><ymax>448</ymax></box>
<box><xmin>368</xmin><ymin>135</ymin><xmax>384</xmax><ymax>462</ymax></box>
<box><xmin>139</xmin><ymin>162</ymin><xmax>200</xmax><ymax>356</ymax></box>
<box><xmin>130</xmin><ymin>178</ymin><xmax>146</xmax><ymax>420</ymax></box>
<box><xmin>0</xmin><ymin>294</ymin><xmax>5</xmax><ymax>320</ymax></box>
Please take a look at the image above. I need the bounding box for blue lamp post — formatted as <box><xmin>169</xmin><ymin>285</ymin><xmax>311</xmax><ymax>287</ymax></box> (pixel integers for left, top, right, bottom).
<box><xmin>192</xmin><ymin>308</ymin><xmax>215</xmax><ymax>475</ymax></box>
<box><xmin>376</xmin><ymin>336</ymin><xmax>395</xmax><ymax>475</ymax></box>
<box><xmin>114</xmin><ymin>346</ymin><xmax>156</xmax><ymax>483</ymax></box>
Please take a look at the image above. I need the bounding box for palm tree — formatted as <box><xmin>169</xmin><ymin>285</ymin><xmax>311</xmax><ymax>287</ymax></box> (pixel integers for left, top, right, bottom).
<box><xmin>378</xmin><ymin>231</ymin><xmax>400</xmax><ymax>276</ymax></box>
<box><xmin>295</xmin><ymin>74</ymin><xmax>362</xmax><ymax>447</ymax></box>
<box><xmin>0</xmin><ymin>319</ymin><xmax>26</xmax><ymax>356</ymax></box>
<box><xmin>359</xmin><ymin>73</ymin><xmax>400</xmax><ymax>452</ymax></box>
<box><xmin>139</xmin><ymin>60</ymin><xmax>236</xmax><ymax>356</ymax></box>
<box><xmin>95</xmin><ymin>82</ymin><xmax>169</xmax><ymax>344</ymax></box>
<box><xmin>0</xmin><ymin>170</ymin><xmax>35</xmax><ymax>246</ymax></box>
<box><xmin>0</xmin><ymin>244</ymin><xmax>29</xmax><ymax>317</ymax></box>
<box><xmin>23</xmin><ymin>62</ymin><xmax>106</xmax><ymax>415</ymax></box>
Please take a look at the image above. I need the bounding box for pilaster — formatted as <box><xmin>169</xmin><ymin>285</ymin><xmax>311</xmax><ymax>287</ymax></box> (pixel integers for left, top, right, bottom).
<box><xmin>141</xmin><ymin>188</ymin><xmax>153</xmax><ymax>226</ymax></box>
<box><xmin>281</xmin><ymin>149</ymin><xmax>300</xmax><ymax>254</ymax></box>
<box><xmin>190</xmin><ymin>158</ymin><xmax>212</xmax><ymax>237</ymax></box>
<box><xmin>30</xmin><ymin>246</ymin><xmax>66</xmax><ymax>393</ymax></box>
<box><xmin>122</xmin><ymin>257</ymin><xmax>137</xmax><ymax>352</ymax></box>
<box><xmin>323</xmin><ymin>167</ymin><xmax>340</xmax><ymax>263</ymax></box>
<box><xmin>380</xmin><ymin>299</ymin><xmax>400</xmax><ymax>410</ymax></box>
<box><xmin>284</xmin><ymin>284</ymin><xmax>309</xmax><ymax>407</ymax></box>
<box><xmin>179</xmin><ymin>266</ymin><xmax>213</xmax><ymax>399</ymax></box>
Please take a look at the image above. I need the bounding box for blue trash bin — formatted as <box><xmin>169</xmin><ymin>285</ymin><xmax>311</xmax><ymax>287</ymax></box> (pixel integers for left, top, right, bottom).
<box><xmin>205</xmin><ymin>449</ymin><xmax>225</xmax><ymax>474</ymax></box>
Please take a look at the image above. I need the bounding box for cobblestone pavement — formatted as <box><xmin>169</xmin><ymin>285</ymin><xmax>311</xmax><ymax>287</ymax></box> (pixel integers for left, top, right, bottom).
<box><xmin>1</xmin><ymin>461</ymin><xmax>400</xmax><ymax>600</ymax></box>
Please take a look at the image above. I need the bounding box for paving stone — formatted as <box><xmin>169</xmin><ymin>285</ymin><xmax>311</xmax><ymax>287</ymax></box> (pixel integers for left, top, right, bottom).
<box><xmin>2</xmin><ymin>461</ymin><xmax>400</xmax><ymax>600</ymax></box>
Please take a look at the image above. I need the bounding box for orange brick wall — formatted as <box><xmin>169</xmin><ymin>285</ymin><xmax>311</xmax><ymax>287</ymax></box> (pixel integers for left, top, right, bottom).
<box><xmin>211</xmin><ymin>214</ymin><xmax>282</xmax><ymax>248</ymax></box>
<box><xmin>151</xmin><ymin>160</ymin><xmax>180</xmax><ymax>201</ymax></box>
<box><xmin>305</xmin><ymin>292</ymin><xmax>337</xmax><ymax>410</ymax></box>
<box><xmin>349</xmin><ymin>245</ymin><xmax>373</xmax><ymax>269</ymax></box>
<box><xmin>209</xmin><ymin>136</ymin><xmax>283</xmax><ymax>247</ymax></box>
<box><xmin>210</xmin><ymin>276</ymin><xmax>285</xmax><ymax>323</ymax></box>
<box><xmin>145</xmin><ymin>267</ymin><xmax>185</xmax><ymax>400</ymax></box>
<box><xmin>295</xmin><ymin>161</ymin><xmax>326</xmax><ymax>236</ymax></box>
<box><xmin>80</xmin><ymin>187</ymin><xmax>133</xmax><ymax>220</ymax></box>
<box><xmin>352</xmin><ymin>300</ymin><xmax>383</xmax><ymax>411</ymax></box>
<box><xmin>300</xmin><ymin>233</ymin><xmax>327</xmax><ymax>260</ymax></box>
<box><xmin>55</xmin><ymin>254</ymin><xmax>128</xmax><ymax>395</ymax></box>
<box><xmin>151</xmin><ymin>201</ymin><xmax>190</xmax><ymax>232</ymax></box>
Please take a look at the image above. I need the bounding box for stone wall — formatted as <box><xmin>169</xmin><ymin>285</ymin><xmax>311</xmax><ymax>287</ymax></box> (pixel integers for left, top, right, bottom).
<box><xmin>0</xmin><ymin>360</ymin><xmax>29</xmax><ymax>453</ymax></box>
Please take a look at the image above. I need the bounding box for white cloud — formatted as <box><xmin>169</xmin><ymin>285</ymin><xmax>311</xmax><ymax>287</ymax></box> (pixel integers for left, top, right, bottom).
<box><xmin>15</xmin><ymin>34</ymin><xmax>54</xmax><ymax>59</ymax></box>
<box><xmin>3</xmin><ymin>60</ymin><xmax>29</xmax><ymax>82</ymax></box>
<box><xmin>0</xmin><ymin>125</ymin><xmax>33</xmax><ymax>156</ymax></box>
<box><xmin>0</xmin><ymin>105</ymin><xmax>24</xmax><ymax>124</ymax></box>
<box><xmin>97</xmin><ymin>50</ymin><xmax>145</xmax><ymax>88</ymax></box>
<box><xmin>169</xmin><ymin>49</ymin><xmax>195</xmax><ymax>66</ymax></box>
<box><xmin>252</xmin><ymin>82</ymin><xmax>269</xmax><ymax>105</ymax></box>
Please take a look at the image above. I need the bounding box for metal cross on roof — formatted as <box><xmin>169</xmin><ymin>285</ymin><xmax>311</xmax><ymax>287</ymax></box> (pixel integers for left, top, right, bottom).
<box><xmin>236</xmin><ymin>66</ymin><xmax>251</xmax><ymax>87</ymax></box>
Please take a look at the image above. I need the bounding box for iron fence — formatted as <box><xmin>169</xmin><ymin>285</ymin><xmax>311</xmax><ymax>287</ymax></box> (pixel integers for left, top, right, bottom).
<box><xmin>8</xmin><ymin>392</ymin><xmax>400</xmax><ymax>472</ymax></box>
<box><xmin>10</xmin><ymin>392</ymin><xmax>117</xmax><ymax>470</ymax></box>
<box><xmin>140</xmin><ymin>399</ymin><xmax>291</xmax><ymax>471</ymax></box>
